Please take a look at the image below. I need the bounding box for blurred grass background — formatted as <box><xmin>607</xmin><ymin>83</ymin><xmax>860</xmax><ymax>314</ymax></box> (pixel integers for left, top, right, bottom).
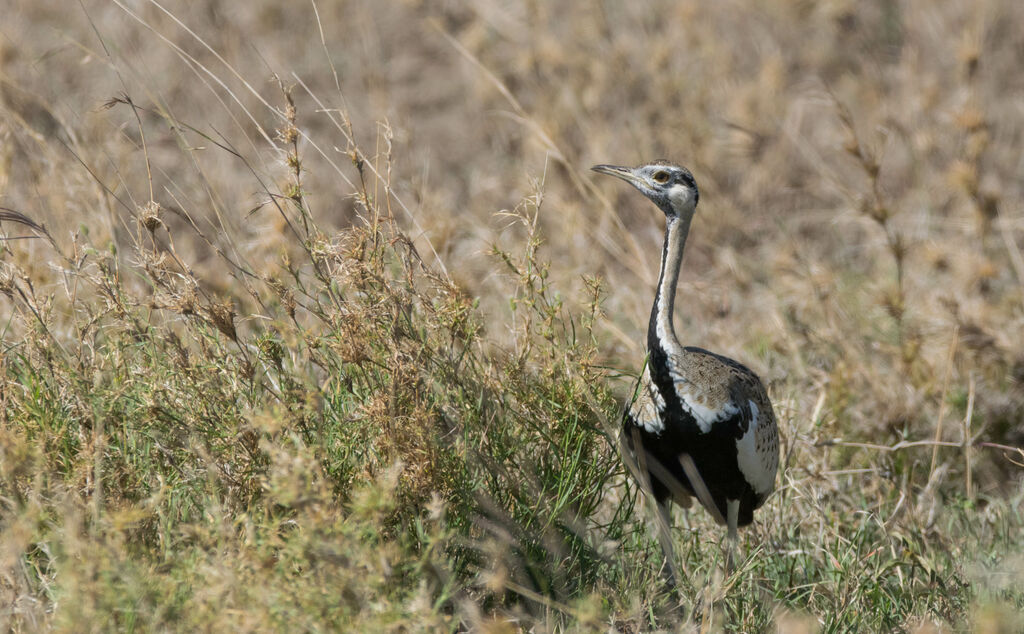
<box><xmin>1</xmin><ymin>0</ymin><xmax>1023</xmax><ymax>630</ymax></box>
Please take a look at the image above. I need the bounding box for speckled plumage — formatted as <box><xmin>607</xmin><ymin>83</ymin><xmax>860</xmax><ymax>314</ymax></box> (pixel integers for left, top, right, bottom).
<box><xmin>592</xmin><ymin>160</ymin><xmax>779</xmax><ymax>546</ymax></box>
<box><xmin>623</xmin><ymin>345</ymin><xmax>778</xmax><ymax>526</ymax></box>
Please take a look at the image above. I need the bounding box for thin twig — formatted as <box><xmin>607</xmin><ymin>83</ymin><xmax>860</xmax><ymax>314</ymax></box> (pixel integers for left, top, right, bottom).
<box><xmin>964</xmin><ymin>373</ymin><xmax>976</xmax><ymax>500</ymax></box>
<box><xmin>818</xmin><ymin>436</ymin><xmax>1024</xmax><ymax>463</ymax></box>
<box><xmin>817</xmin><ymin>438</ymin><xmax>963</xmax><ymax>451</ymax></box>
<box><xmin>677</xmin><ymin>454</ymin><xmax>726</xmax><ymax>526</ymax></box>
<box><xmin>929</xmin><ymin>325</ymin><xmax>960</xmax><ymax>482</ymax></box>
<box><xmin>975</xmin><ymin>442</ymin><xmax>1024</xmax><ymax>468</ymax></box>
<box><xmin>625</xmin><ymin>426</ymin><xmax>685</xmax><ymax>584</ymax></box>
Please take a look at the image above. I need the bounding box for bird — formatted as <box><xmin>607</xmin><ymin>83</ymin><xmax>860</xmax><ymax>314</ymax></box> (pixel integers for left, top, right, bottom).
<box><xmin>591</xmin><ymin>160</ymin><xmax>779</xmax><ymax>580</ymax></box>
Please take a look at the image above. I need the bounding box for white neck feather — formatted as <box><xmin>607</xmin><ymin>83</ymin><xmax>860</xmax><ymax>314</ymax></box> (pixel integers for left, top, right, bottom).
<box><xmin>651</xmin><ymin>212</ymin><xmax>693</xmax><ymax>357</ymax></box>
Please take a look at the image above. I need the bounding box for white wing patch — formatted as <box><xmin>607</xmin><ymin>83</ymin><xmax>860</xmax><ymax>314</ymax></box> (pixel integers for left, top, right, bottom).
<box><xmin>677</xmin><ymin>392</ymin><xmax>738</xmax><ymax>433</ymax></box>
<box><xmin>671</xmin><ymin>365</ymin><xmax>738</xmax><ymax>433</ymax></box>
<box><xmin>627</xmin><ymin>366</ymin><xmax>665</xmax><ymax>434</ymax></box>
<box><xmin>735</xmin><ymin>400</ymin><xmax>776</xmax><ymax>495</ymax></box>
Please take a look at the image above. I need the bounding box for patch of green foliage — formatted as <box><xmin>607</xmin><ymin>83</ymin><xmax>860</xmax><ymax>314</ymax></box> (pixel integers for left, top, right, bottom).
<box><xmin>3</xmin><ymin>168</ymin><xmax>1022</xmax><ymax>629</ymax></box>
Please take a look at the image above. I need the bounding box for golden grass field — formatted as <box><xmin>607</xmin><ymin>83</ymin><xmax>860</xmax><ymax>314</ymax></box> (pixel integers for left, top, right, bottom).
<box><xmin>1</xmin><ymin>1</ymin><xmax>1023</xmax><ymax>631</ymax></box>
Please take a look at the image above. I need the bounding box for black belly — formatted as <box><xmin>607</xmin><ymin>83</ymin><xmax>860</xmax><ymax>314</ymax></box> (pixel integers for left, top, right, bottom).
<box><xmin>622</xmin><ymin>413</ymin><xmax>762</xmax><ymax>527</ymax></box>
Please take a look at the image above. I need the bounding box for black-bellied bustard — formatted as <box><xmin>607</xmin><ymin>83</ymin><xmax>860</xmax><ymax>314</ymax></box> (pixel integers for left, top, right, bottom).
<box><xmin>592</xmin><ymin>161</ymin><xmax>779</xmax><ymax>582</ymax></box>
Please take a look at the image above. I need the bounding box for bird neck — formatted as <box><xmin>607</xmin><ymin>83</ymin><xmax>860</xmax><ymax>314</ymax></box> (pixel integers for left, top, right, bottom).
<box><xmin>648</xmin><ymin>213</ymin><xmax>692</xmax><ymax>359</ymax></box>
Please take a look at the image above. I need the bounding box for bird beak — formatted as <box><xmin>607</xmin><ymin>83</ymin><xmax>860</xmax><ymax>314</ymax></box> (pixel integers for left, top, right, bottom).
<box><xmin>591</xmin><ymin>164</ymin><xmax>645</xmax><ymax>188</ymax></box>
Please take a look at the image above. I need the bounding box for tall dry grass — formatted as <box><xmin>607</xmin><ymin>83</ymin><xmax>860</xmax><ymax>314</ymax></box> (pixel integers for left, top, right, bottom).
<box><xmin>1</xmin><ymin>0</ymin><xmax>1023</xmax><ymax>630</ymax></box>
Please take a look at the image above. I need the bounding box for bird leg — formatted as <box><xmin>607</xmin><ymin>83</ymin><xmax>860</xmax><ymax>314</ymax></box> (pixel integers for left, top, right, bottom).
<box><xmin>725</xmin><ymin>499</ymin><xmax>740</xmax><ymax>575</ymax></box>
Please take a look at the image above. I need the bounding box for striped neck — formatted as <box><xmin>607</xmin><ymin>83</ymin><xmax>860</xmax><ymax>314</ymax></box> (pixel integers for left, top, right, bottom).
<box><xmin>648</xmin><ymin>213</ymin><xmax>692</xmax><ymax>359</ymax></box>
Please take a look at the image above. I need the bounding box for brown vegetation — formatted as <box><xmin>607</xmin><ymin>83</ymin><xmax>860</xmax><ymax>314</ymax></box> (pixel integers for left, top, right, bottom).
<box><xmin>1</xmin><ymin>1</ymin><xmax>1022</xmax><ymax>630</ymax></box>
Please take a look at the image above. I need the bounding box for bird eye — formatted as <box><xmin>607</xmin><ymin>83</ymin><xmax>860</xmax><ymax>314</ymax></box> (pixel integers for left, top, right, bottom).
<box><xmin>652</xmin><ymin>171</ymin><xmax>670</xmax><ymax>183</ymax></box>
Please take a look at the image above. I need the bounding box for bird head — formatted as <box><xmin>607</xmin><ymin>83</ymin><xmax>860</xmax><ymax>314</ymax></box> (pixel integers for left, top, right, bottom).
<box><xmin>591</xmin><ymin>161</ymin><xmax>699</xmax><ymax>218</ymax></box>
